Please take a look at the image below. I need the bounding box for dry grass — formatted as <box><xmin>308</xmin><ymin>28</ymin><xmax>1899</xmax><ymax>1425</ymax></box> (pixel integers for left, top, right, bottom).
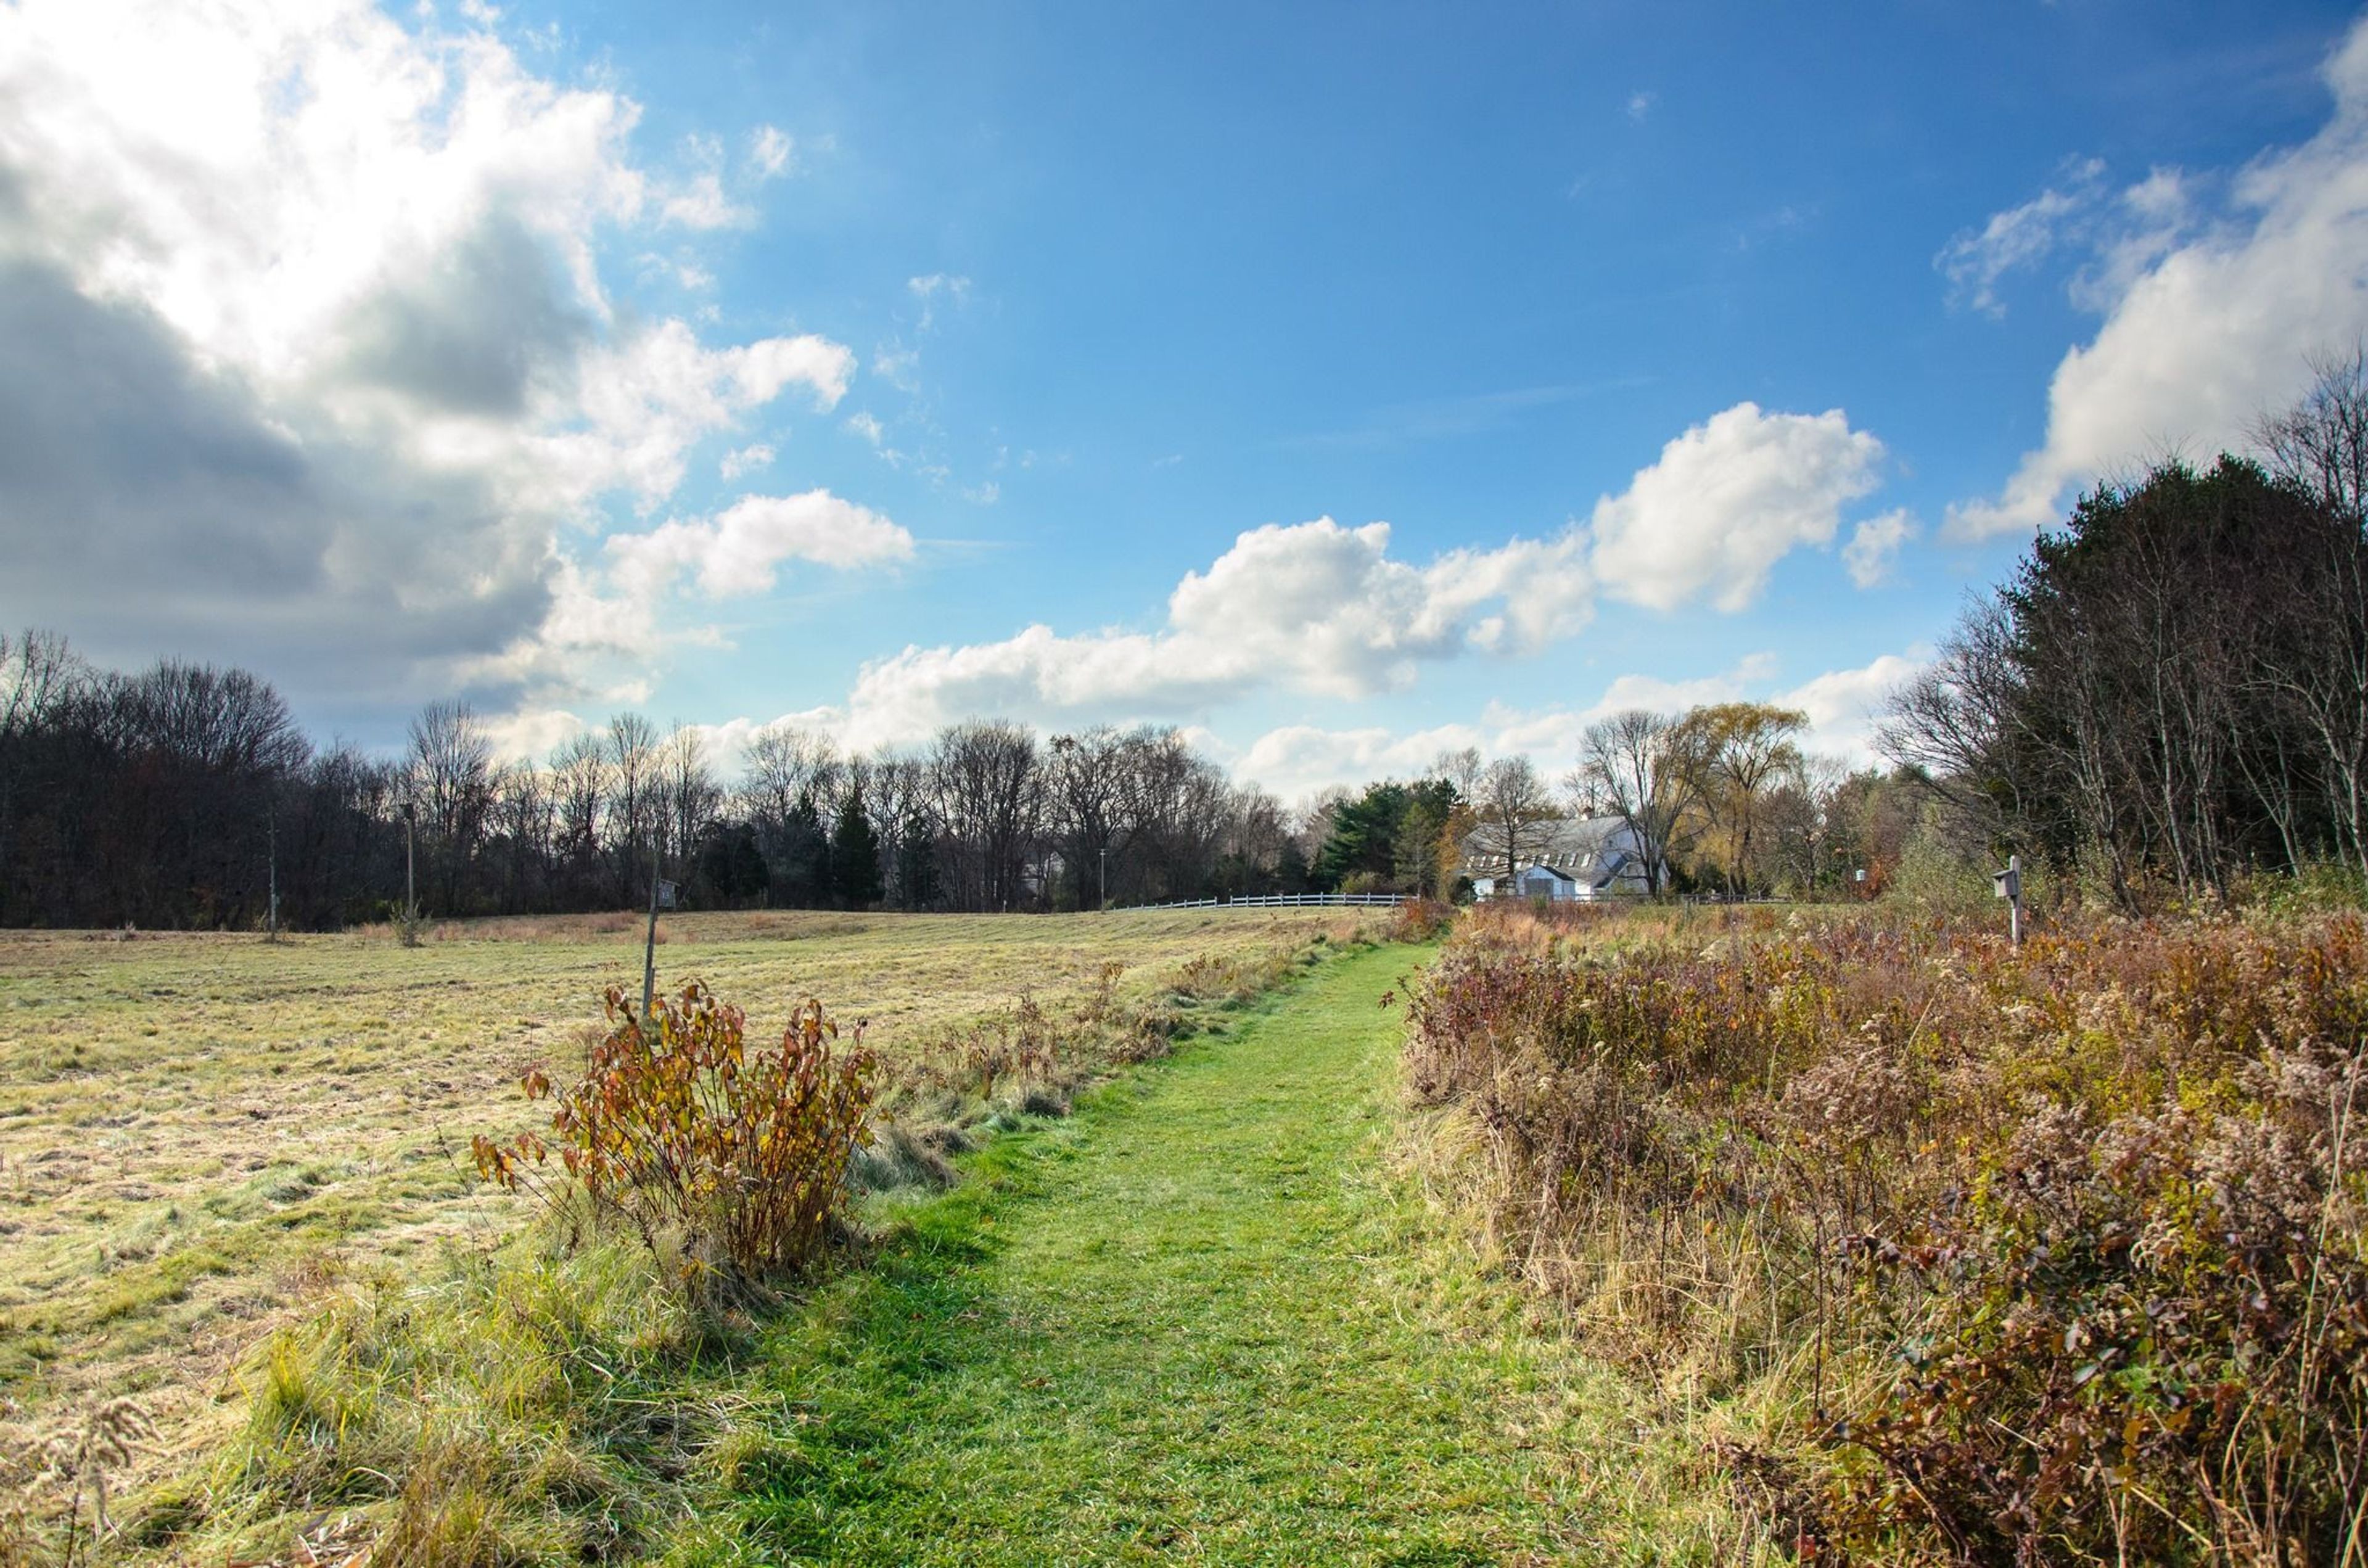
<box><xmin>0</xmin><ymin>905</ymin><xmax>1374</xmax><ymax>1533</ymax></box>
<box><xmin>1405</xmin><ymin>900</ymin><xmax>2368</xmax><ymax>1562</ymax></box>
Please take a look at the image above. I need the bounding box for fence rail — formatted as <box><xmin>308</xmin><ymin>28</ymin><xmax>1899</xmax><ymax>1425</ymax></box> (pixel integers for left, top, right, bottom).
<box><xmin>1113</xmin><ymin>892</ymin><xmax>1408</xmax><ymax>911</ymax></box>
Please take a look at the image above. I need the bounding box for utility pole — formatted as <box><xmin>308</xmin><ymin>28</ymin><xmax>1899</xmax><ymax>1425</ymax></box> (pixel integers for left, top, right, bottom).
<box><xmin>1100</xmin><ymin>845</ymin><xmax>1108</xmax><ymax>912</ymax></box>
<box><xmin>266</xmin><ymin>808</ymin><xmax>279</xmax><ymax>942</ymax></box>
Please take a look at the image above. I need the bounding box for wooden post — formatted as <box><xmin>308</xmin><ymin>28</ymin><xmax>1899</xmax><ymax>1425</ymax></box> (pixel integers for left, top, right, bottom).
<box><xmin>1993</xmin><ymin>852</ymin><xmax>2023</xmax><ymax>946</ymax></box>
<box><xmin>641</xmin><ymin>842</ymin><xmax>660</xmax><ymax>1024</ymax></box>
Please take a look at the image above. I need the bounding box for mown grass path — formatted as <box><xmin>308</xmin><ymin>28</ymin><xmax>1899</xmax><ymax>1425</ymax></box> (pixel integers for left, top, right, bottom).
<box><xmin>724</xmin><ymin>944</ymin><xmax>1598</xmax><ymax>1566</ymax></box>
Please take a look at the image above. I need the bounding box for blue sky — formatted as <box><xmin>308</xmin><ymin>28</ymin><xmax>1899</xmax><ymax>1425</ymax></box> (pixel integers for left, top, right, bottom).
<box><xmin>4</xmin><ymin>0</ymin><xmax>2366</xmax><ymax>797</ymax></box>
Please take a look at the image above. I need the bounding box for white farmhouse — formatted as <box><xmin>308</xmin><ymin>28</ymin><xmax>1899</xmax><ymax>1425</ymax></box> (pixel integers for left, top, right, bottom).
<box><xmin>1462</xmin><ymin>815</ymin><xmax>1652</xmax><ymax>902</ymax></box>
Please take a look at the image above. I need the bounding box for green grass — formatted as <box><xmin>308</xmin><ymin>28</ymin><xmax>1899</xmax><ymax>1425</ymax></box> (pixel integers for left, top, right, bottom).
<box><xmin>696</xmin><ymin>943</ymin><xmax>1741</xmax><ymax>1566</ymax></box>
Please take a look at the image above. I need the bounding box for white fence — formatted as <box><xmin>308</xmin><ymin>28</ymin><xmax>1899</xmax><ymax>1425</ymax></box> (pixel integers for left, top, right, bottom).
<box><xmin>1114</xmin><ymin>892</ymin><xmax>1408</xmax><ymax>911</ymax></box>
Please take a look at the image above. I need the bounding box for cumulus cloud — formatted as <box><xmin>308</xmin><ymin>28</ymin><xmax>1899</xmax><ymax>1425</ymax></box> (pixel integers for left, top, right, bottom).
<box><xmin>719</xmin><ymin>442</ymin><xmax>774</xmax><ymax>480</ymax></box>
<box><xmin>1587</xmin><ymin>402</ymin><xmax>1885</xmax><ymax>611</ymax></box>
<box><xmin>1950</xmin><ymin>16</ymin><xmax>2368</xmax><ymax>538</ymax></box>
<box><xmin>604</xmin><ymin>491</ymin><xmax>913</xmax><ymax>600</ymax></box>
<box><xmin>0</xmin><ymin>0</ymin><xmax>865</xmax><ymax>708</ymax></box>
<box><xmin>1841</xmin><ymin>509</ymin><xmax>1917</xmax><ymax>588</ymax></box>
<box><xmin>1782</xmin><ymin>652</ymin><xmax>1926</xmax><ymax>761</ymax></box>
<box><xmin>834</xmin><ymin>517</ymin><xmax>1593</xmax><ymax>750</ymax></box>
<box><xmin>1233</xmin><ymin>722</ymin><xmax>1489</xmax><ymax>803</ymax></box>
<box><xmin>813</xmin><ymin>396</ymin><xmax>1897</xmax><ymax>752</ymax></box>
<box><xmin>1224</xmin><ymin>650</ymin><xmax>1923</xmax><ymax>798</ymax></box>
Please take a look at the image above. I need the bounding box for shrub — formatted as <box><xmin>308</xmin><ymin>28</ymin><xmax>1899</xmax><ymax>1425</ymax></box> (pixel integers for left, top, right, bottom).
<box><xmin>1386</xmin><ymin>897</ymin><xmax>1455</xmax><ymax>942</ymax></box>
<box><xmin>1404</xmin><ymin>907</ymin><xmax>2368</xmax><ymax>1562</ymax></box>
<box><xmin>474</xmin><ymin>982</ymin><xmax>875</xmax><ymax>1296</ymax></box>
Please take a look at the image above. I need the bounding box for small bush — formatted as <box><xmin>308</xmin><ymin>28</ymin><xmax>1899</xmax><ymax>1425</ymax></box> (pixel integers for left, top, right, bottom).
<box><xmin>474</xmin><ymin>982</ymin><xmax>875</xmax><ymax>1297</ymax></box>
<box><xmin>1386</xmin><ymin>897</ymin><xmax>1455</xmax><ymax>942</ymax></box>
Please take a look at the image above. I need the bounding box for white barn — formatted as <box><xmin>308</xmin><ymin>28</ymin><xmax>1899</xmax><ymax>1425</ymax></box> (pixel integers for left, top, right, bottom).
<box><xmin>1462</xmin><ymin>815</ymin><xmax>1652</xmax><ymax>902</ymax></box>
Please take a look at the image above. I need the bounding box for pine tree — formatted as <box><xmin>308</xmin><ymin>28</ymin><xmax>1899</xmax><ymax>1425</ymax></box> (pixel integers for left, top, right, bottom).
<box><xmin>779</xmin><ymin>790</ymin><xmax>830</xmax><ymax>907</ymax></box>
<box><xmin>831</xmin><ymin>787</ymin><xmax>884</xmax><ymax>908</ymax></box>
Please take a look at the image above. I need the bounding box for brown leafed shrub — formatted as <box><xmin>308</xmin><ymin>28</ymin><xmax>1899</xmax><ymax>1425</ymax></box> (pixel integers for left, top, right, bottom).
<box><xmin>474</xmin><ymin>982</ymin><xmax>875</xmax><ymax>1295</ymax></box>
<box><xmin>1386</xmin><ymin>897</ymin><xmax>1457</xmax><ymax>943</ymax></box>
<box><xmin>1405</xmin><ymin>907</ymin><xmax>2368</xmax><ymax>1563</ymax></box>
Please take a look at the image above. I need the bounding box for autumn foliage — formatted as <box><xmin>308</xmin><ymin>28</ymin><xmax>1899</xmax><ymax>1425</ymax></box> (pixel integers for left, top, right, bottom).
<box><xmin>475</xmin><ymin>982</ymin><xmax>876</xmax><ymax>1292</ymax></box>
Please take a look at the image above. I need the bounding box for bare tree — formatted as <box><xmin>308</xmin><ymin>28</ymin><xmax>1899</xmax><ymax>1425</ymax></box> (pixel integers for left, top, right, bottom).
<box><xmin>604</xmin><ymin>712</ymin><xmax>657</xmax><ymax>902</ymax></box>
<box><xmin>2256</xmin><ymin>350</ymin><xmax>2368</xmax><ymax>874</ymax></box>
<box><xmin>1575</xmin><ymin>710</ymin><xmax>1708</xmax><ymax>895</ymax></box>
<box><xmin>929</xmin><ymin>720</ymin><xmax>1043</xmax><ymax>911</ymax></box>
<box><xmin>659</xmin><ymin>722</ymin><xmax>722</xmax><ymax>879</ymax></box>
<box><xmin>548</xmin><ymin>732</ymin><xmax>609</xmax><ymax>900</ymax></box>
<box><xmin>1048</xmin><ymin>728</ymin><xmax>1130</xmax><ymax>908</ymax></box>
<box><xmin>406</xmin><ymin>699</ymin><xmax>491</xmax><ymax>914</ymax></box>
<box><xmin>1470</xmin><ymin>755</ymin><xmax>1556</xmax><ymax>892</ymax></box>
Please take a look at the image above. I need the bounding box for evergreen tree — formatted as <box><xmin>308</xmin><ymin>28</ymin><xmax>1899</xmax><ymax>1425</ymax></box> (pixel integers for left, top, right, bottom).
<box><xmin>893</xmin><ymin>816</ymin><xmax>938</xmax><ymax>908</ymax></box>
<box><xmin>1274</xmin><ymin>836</ymin><xmax>1311</xmax><ymax>893</ymax></box>
<box><xmin>831</xmin><ymin>787</ymin><xmax>884</xmax><ymax>907</ymax></box>
<box><xmin>776</xmin><ymin>790</ymin><xmax>831</xmax><ymax>906</ymax></box>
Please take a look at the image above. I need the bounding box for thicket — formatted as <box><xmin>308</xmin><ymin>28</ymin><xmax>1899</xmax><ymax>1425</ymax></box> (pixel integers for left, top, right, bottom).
<box><xmin>1406</xmin><ymin>904</ymin><xmax>2368</xmax><ymax>1563</ymax></box>
<box><xmin>1885</xmin><ymin>356</ymin><xmax>2368</xmax><ymax>907</ymax></box>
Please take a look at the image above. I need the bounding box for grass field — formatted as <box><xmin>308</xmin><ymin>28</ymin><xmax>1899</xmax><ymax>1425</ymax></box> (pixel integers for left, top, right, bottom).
<box><xmin>0</xmin><ymin>906</ymin><xmax>1377</xmax><ymax>1514</ymax></box>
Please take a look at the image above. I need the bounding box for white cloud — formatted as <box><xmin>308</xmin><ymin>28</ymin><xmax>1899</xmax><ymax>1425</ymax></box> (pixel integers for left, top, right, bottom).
<box><xmin>836</xmin><ymin>516</ymin><xmax>1593</xmax><ymax>750</ymax></box>
<box><xmin>748</xmin><ymin>124</ymin><xmax>793</xmax><ymax>179</ymax></box>
<box><xmin>541</xmin><ymin>320</ymin><xmax>852</xmax><ymax>509</ymax></box>
<box><xmin>1233</xmin><ymin>722</ymin><xmax>1488</xmax><ymax>803</ymax></box>
<box><xmin>1626</xmin><ymin>91</ymin><xmax>1656</xmax><ymax>123</ymax></box>
<box><xmin>1781</xmin><ymin>652</ymin><xmax>1926</xmax><ymax>763</ymax></box>
<box><xmin>0</xmin><ymin>0</ymin><xmax>865</xmax><ymax>710</ymax></box>
<box><xmin>820</xmin><ymin>395</ymin><xmax>1894</xmax><ymax>752</ymax></box>
<box><xmin>906</xmin><ymin>271</ymin><xmax>971</xmax><ymax>330</ymax></box>
<box><xmin>1950</xmin><ymin>17</ymin><xmax>2368</xmax><ymax>539</ymax></box>
<box><xmin>1587</xmin><ymin>402</ymin><xmax>1885</xmax><ymax>611</ymax></box>
<box><xmin>873</xmin><ymin>345</ymin><xmax>921</xmax><ymax>391</ymax></box>
<box><xmin>659</xmin><ymin>171</ymin><xmax>752</xmax><ymax>231</ymax></box>
<box><xmin>1224</xmin><ymin>649</ymin><xmax>1917</xmax><ymax>798</ymax></box>
<box><xmin>482</xmin><ymin>704</ymin><xmax>590</xmax><ymax>761</ymax></box>
<box><xmin>1842</xmin><ymin>509</ymin><xmax>1917</xmax><ymax>588</ymax></box>
<box><xmin>720</xmin><ymin>442</ymin><xmax>774</xmax><ymax>480</ymax></box>
<box><xmin>1935</xmin><ymin>157</ymin><xmax>2107</xmax><ymax>316</ymax></box>
<box><xmin>844</xmin><ymin>410</ymin><xmax>886</xmax><ymax>446</ymax></box>
<box><xmin>604</xmin><ymin>490</ymin><xmax>913</xmax><ymax>600</ymax></box>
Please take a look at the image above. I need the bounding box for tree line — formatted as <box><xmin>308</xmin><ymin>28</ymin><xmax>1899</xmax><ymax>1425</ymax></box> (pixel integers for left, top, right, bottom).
<box><xmin>1878</xmin><ymin>354</ymin><xmax>2368</xmax><ymax>905</ymax></box>
<box><xmin>0</xmin><ymin>657</ymin><xmax>1338</xmax><ymax>928</ymax></box>
<box><xmin>0</xmin><ymin>631</ymin><xmax>1936</xmax><ymax>929</ymax></box>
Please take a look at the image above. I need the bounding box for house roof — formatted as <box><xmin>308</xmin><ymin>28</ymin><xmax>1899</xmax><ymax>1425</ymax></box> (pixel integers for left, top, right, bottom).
<box><xmin>1460</xmin><ymin>815</ymin><xmax>1646</xmax><ymax>886</ymax></box>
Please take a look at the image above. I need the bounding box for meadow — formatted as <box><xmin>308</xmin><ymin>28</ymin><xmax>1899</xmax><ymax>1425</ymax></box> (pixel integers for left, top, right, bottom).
<box><xmin>1403</xmin><ymin>899</ymin><xmax>2368</xmax><ymax>1564</ymax></box>
<box><xmin>0</xmin><ymin>905</ymin><xmax>1376</xmax><ymax>1543</ymax></box>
